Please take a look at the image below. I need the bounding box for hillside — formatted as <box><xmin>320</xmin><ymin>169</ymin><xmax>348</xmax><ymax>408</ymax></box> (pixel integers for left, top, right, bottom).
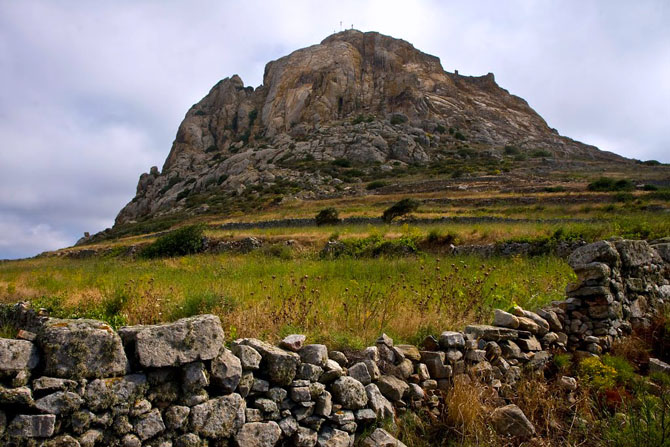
<box><xmin>111</xmin><ymin>30</ymin><xmax>634</xmax><ymax>234</ymax></box>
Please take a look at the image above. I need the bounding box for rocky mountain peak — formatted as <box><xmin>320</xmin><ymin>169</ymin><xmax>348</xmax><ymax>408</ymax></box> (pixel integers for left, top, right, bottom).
<box><xmin>115</xmin><ymin>30</ymin><xmax>623</xmax><ymax>227</ymax></box>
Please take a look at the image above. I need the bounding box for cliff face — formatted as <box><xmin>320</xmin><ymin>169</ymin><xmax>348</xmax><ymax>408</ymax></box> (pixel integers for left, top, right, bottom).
<box><xmin>116</xmin><ymin>30</ymin><xmax>621</xmax><ymax>225</ymax></box>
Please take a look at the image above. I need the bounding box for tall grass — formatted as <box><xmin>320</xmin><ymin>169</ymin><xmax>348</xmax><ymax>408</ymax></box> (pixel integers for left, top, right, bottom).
<box><xmin>0</xmin><ymin>252</ymin><xmax>572</xmax><ymax>348</ymax></box>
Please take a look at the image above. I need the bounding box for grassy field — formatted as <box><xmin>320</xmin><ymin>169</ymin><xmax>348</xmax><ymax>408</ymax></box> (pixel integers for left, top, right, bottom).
<box><xmin>0</xmin><ymin>252</ymin><xmax>572</xmax><ymax>348</ymax></box>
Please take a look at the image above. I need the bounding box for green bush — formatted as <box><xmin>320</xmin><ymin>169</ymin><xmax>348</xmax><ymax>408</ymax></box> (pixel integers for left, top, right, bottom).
<box><xmin>453</xmin><ymin>131</ymin><xmax>466</xmax><ymax>141</ymax></box>
<box><xmin>531</xmin><ymin>149</ymin><xmax>552</xmax><ymax>158</ymax></box>
<box><xmin>331</xmin><ymin>158</ymin><xmax>351</xmax><ymax>168</ymax></box>
<box><xmin>579</xmin><ymin>356</ymin><xmax>617</xmax><ymax>389</ymax></box>
<box><xmin>643</xmin><ymin>184</ymin><xmax>658</xmax><ymax>191</ymax></box>
<box><xmin>315</xmin><ymin>208</ymin><xmax>340</xmax><ymax>226</ymax></box>
<box><xmin>366</xmin><ymin>180</ymin><xmax>388</xmax><ymax>190</ymax></box>
<box><xmin>140</xmin><ymin>225</ymin><xmax>205</xmax><ymax>258</ymax></box>
<box><xmin>588</xmin><ymin>177</ymin><xmax>635</xmax><ymax>192</ymax></box>
<box><xmin>323</xmin><ymin>234</ymin><xmax>419</xmax><ymax>259</ymax></box>
<box><xmin>435</xmin><ymin>124</ymin><xmax>446</xmax><ymax>134</ymax></box>
<box><xmin>504</xmin><ymin>145</ymin><xmax>520</xmax><ymax>155</ymax></box>
<box><xmin>382</xmin><ymin>198</ymin><xmax>420</xmax><ymax>222</ymax></box>
<box><xmin>390</xmin><ymin>114</ymin><xmax>408</xmax><ymax>125</ymax></box>
<box><xmin>352</xmin><ymin>114</ymin><xmax>374</xmax><ymax>125</ymax></box>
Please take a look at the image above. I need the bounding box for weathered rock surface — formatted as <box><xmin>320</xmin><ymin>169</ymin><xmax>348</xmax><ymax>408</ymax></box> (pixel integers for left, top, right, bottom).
<box><xmin>237</xmin><ymin>338</ymin><xmax>300</xmax><ymax>386</ymax></box>
<box><xmin>331</xmin><ymin>376</ymin><xmax>368</xmax><ymax>409</ymax></box>
<box><xmin>235</xmin><ymin>421</ymin><xmax>281</xmax><ymax>447</ymax></box>
<box><xmin>0</xmin><ymin>338</ymin><xmax>39</xmax><ymax>373</ymax></box>
<box><xmin>361</xmin><ymin>428</ymin><xmax>408</xmax><ymax>447</ymax></box>
<box><xmin>134</xmin><ymin>315</ymin><xmax>225</xmax><ymax>368</ymax></box>
<box><xmin>114</xmin><ymin>30</ymin><xmax>620</xmax><ymax>226</ymax></box>
<box><xmin>190</xmin><ymin>394</ymin><xmax>246</xmax><ymax>438</ymax></box>
<box><xmin>38</xmin><ymin>319</ymin><xmax>128</xmax><ymax>379</ymax></box>
<box><xmin>490</xmin><ymin>404</ymin><xmax>535</xmax><ymax>439</ymax></box>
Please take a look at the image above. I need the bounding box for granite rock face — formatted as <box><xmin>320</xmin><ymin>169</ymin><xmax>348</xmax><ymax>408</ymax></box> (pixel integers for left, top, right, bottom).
<box><xmin>114</xmin><ymin>30</ymin><xmax>619</xmax><ymax>225</ymax></box>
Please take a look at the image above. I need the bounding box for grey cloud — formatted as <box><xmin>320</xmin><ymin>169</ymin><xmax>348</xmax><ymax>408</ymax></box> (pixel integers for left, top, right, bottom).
<box><xmin>0</xmin><ymin>0</ymin><xmax>668</xmax><ymax>259</ymax></box>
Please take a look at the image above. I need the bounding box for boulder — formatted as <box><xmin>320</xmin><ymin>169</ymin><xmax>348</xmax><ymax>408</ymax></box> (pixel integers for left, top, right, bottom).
<box><xmin>568</xmin><ymin>240</ymin><xmax>619</xmax><ymax>268</ymax></box>
<box><xmin>293</xmin><ymin>426</ymin><xmax>318</xmax><ymax>447</ymax></box>
<box><xmin>35</xmin><ymin>391</ymin><xmax>83</xmax><ymax>414</ymax></box>
<box><xmin>465</xmin><ymin>325</ymin><xmax>519</xmax><ymax>342</ymax></box>
<box><xmin>38</xmin><ymin>318</ymin><xmax>128</xmax><ymax>379</ymax></box>
<box><xmin>237</xmin><ymin>338</ymin><xmax>300</xmax><ymax>386</ymax></box>
<box><xmin>493</xmin><ymin>310</ymin><xmax>519</xmax><ymax>329</ymax></box>
<box><xmin>299</xmin><ymin>344</ymin><xmax>328</xmax><ymax>366</ymax></box>
<box><xmin>439</xmin><ymin>331</ymin><xmax>465</xmax><ymax>349</ymax></box>
<box><xmin>0</xmin><ymin>338</ymin><xmax>39</xmax><ymax>373</ymax></box>
<box><xmin>280</xmin><ymin>334</ymin><xmax>306</xmax><ymax>352</ymax></box>
<box><xmin>394</xmin><ymin>344</ymin><xmax>421</xmax><ymax>362</ymax></box>
<box><xmin>649</xmin><ymin>358</ymin><xmax>670</xmax><ymax>375</ymax></box>
<box><xmin>490</xmin><ymin>404</ymin><xmax>535</xmax><ymax>439</ymax></box>
<box><xmin>134</xmin><ymin>408</ymin><xmax>165</xmax><ymax>441</ymax></box>
<box><xmin>331</xmin><ymin>376</ymin><xmax>368</xmax><ymax>409</ymax></box>
<box><xmin>134</xmin><ymin>315</ymin><xmax>225</xmax><ymax>368</ymax></box>
<box><xmin>317</xmin><ymin>426</ymin><xmax>351</xmax><ymax>447</ymax></box>
<box><xmin>361</xmin><ymin>428</ymin><xmax>408</xmax><ymax>447</ymax></box>
<box><xmin>235</xmin><ymin>421</ymin><xmax>281</xmax><ymax>447</ymax></box>
<box><xmin>233</xmin><ymin>344</ymin><xmax>262</xmax><ymax>370</ymax></box>
<box><xmin>84</xmin><ymin>374</ymin><xmax>148</xmax><ymax>412</ymax></box>
<box><xmin>190</xmin><ymin>394</ymin><xmax>246</xmax><ymax>438</ymax></box>
<box><xmin>376</xmin><ymin>375</ymin><xmax>409</xmax><ymax>402</ymax></box>
<box><xmin>348</xmin><ymin>362</ymin><xmax>372</xmax><ymax>385</ymax></box>
<box><xmin>7</xmin><ymin>414</ymin><xmax>56</xmax><ymax>438</ymax></box>
<box><xmin>211</xmin><ymin>348</ymin><xmax>242</xmax><ymax>393</ymax></box>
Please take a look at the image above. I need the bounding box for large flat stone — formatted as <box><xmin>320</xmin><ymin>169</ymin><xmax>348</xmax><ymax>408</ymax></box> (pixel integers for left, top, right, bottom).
<box><xmin>134</xmin><ymin>315</ymin><xmax>224</xmax><ymax>368</ymax></box>
<box><xmin>38</xmin><ymin>318</ymin><xmax>128</xmax><ymax>379</ymax></box>
<box><xmin>465</xmin><ymin>325</ymin><xmax>519</xmax><ymax>342</ymax></box>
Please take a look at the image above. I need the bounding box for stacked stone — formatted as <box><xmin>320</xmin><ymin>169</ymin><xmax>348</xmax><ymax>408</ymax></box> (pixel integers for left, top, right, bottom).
<box><xmin>0</xmin><ymin>314</ymin><xmax>408</xmax><ymax>446</ymax></box>
<box><xmin>563</xmin><ymin>239</ymin><xmax>669</xmax><ymax>356</ymax></box>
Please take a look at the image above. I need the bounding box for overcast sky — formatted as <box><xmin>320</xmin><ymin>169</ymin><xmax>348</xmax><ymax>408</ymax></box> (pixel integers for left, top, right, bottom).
<box><xmin>0</xmin><ymin>0</ymin><xmax>668</xmax><ymax>259</ymax></box>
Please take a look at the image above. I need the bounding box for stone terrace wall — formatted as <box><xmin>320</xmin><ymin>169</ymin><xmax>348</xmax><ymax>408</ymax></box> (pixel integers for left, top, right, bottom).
<box><xmin>0</xmin><ymin>239</ymin><xmax>669</xmax><ymax>447</ymax></box>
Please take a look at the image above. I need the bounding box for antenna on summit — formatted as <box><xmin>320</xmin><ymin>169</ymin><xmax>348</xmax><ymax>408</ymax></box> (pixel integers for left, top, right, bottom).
<box><xmin>340</xmin><ymin>21</ymin><xmax>342</xmax><ymax>31</ymax></box>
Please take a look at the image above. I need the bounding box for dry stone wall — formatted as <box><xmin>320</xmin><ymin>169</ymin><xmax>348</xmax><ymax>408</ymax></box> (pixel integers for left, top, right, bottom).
<box><xmin>0</xmin><ymin>239</ymin><xmax>668</xmax><ymax>446</ymax></box>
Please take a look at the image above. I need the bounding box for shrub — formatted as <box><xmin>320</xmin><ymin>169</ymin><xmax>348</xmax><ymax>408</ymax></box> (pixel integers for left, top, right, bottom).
<box><xmin>531</xmin><ymin>149</ymin><xmax>552</xmax><ymax>158</ymax></box>
<box><xmin>194</xmin><ymin>110</ymin><xmax>206</xmax><ymax>116</ymax></box>
<box><xmin>351</xmin><ymin>114</ymin><xmax>374</xmax><ymax>125</ymax></box>
<box><xmin>366</xmin><ymin>180</ymin><xmax>388</xmax><ymax>190</ymax></box>
<box><xmin>588</xmin><ymin>177</ymin><xmax>635</xmax><ymax>192</ymax></box>
<box><xmin>544</xmin><ymin>186</ymin><xmax>566</xmax><ymax>192</ymax></box>
<box><xmin>315</xmin><ymin>208</ymin><xmax>340</xmax><ymax>226</ymax></box>
<box><xmin>390</xmin><ymin>114</ymin><xmax>408</xmax><ymax>125</ymax></box>
<box><xmin>643</xmin><ymin>184</ymin><xmax>658</xmax><ymax>191</ymax></box>
<box><xmin>579</xmin><ymin>356</ymin><xmax>617</xmax><ymax>389</ymax></box>
<box><xmin>382</xmin><ymin>198</ymin><xmax>420</xmax><ymax>222</ymax></box>
<box><xmin>453</xmin><ymin>131</ymin><xmax>466</xmax><ymax>141</ymax></box>
<box><xmin>140</xmin><ymin>225</ymin><xmax>204</xmax><ymax>258</ymax></box>
<box><xmin>331</xmin><ymin>158</ymin><xmax>351</xmax><ymax>168</ymax></box>
<box><xmin>435</xmin><ymin>124</ymin><xmax>446</xmax><ymax>133</ymax></box>
<box><xmin>504</xmin><ymin>145</ymin><xmax>519</xmax><ymax>155</ymax></box>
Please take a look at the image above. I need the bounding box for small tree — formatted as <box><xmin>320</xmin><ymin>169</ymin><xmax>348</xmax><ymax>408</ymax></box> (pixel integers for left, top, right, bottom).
<box><xmin>315</xmin><ymin>208</ymin><xmax>340</xmax><ymax>226</ymax></box>
<box><xmin>382</xmin><ymin>198</ymin><xmax>420</xmax><ymax>222</ymax></box>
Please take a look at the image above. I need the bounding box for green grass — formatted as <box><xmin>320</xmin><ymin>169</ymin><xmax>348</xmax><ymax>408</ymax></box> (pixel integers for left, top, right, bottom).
<box><xmin>0</xmin><ymin>252</ymin><xmax>572</xmax><ymax>348</ymax></box>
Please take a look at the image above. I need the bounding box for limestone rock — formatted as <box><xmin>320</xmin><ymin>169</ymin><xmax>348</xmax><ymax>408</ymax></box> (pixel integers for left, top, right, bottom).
<box><xmin>35</xmin><ymin>391</ymin><xmax>83</xmax><ymax>414</ymax></box>
<box><xmin>280</xmin><ymin>334</ymin><xmax>306</xmax><ymax>352</ymax></box>
<box><xmin>331</xmin><ymin>376</ymin><xmax>368</xmax><ymax>409</ymax></box>
<box><xmin>134</xmin><ymin>408</ymin><xmax>165</xmax><ymax>441</ymax></box>
<box><xmin>235</xmin><ymin>421</ymin><xmax>281</xmax><ymax>447</ymax></box>
<box><xmin>465</xmin><ymin>325</ymin><xmax>519</xmax><ymax>341</ymax></box>
<box><xmin>190</xmin><ymin>394</ymin><xmax>246</xmax><ymax>438</ymax></box>
<box><xmin>232</xmin><ymin>344</ymin><xmax>262</xmax><ymax>370</ymax></box>
<box><xmin>361</xmin><ymin>428</ymin><xmax>408</xmax><ymax>447</ymax></box>
<box><xmin>493</xmin><ymin>309</ymin><xmax>519</xmax><ymax>329</ymax></box>
<box><xmin>38</xmin><ymin>318</ymin><xmax>128</xmax><ymax>379</ymax></box>
<box><xmin>134</xmin><ymin>315</ymin><xmax>225</xmax><ymax>368</ymax></box>
<box><xmin>237</xmin><ymin>338</ymin><xmax>300</xmax><ymax>386</ymax></box>
<box><xmin>299</xmin><ymin>344</ymin><xmax>328</xmax><ymax>366</ymax></box>
<box><xmin>211</xmin><ymin>348</ymin><xmax>242</xmax><ymax>393</ymax></box>
<box><xmin>490</xmin><ymin>404</ymin><xmax>535</xmax><ymax>439</ymax></box>
<box><xmin>7</xmin><ymin>414</ymin><xmax>56</xmax><ymax>438</ymax></box>
<box><xmin>376</xmin><ymin>375</ymin><xmax>409</xmax><ymax>402</ymax></box>
<box><xmin>0</xmin><ymin>338</ymin><xmax>39</xmax><ymax>373</ymax></box>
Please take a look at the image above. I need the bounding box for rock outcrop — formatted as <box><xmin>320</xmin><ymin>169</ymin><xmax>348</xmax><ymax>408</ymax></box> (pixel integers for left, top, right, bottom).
<box><xmin>114</xmin><ymin>30</ymin><xmax>622</xmax><ymax>226</ymax></box>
